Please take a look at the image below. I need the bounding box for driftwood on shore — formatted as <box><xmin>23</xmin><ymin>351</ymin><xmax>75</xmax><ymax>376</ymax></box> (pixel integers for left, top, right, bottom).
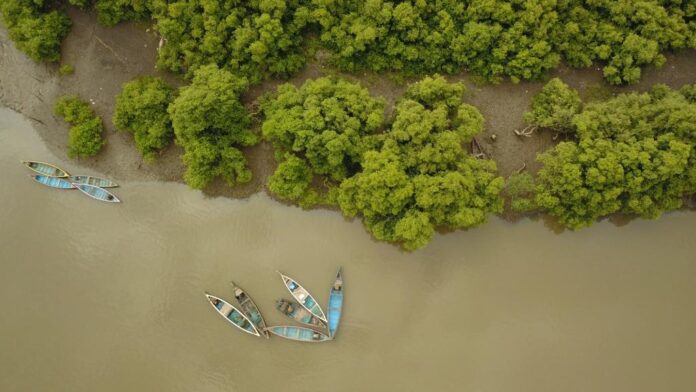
<box><xmin>471</xmin><ymin>137</ymin><xmax>487</xmax><ymax>159</ymax></box>
<box><xmin>514</xmin><ymin>125</ymin><xmax>537</xmax><ymax>137</ymax></box>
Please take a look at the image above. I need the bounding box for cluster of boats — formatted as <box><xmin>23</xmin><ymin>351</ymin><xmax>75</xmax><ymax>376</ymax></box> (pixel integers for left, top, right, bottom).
<box><xmin>206</xmin><ymin>269</ymin><xmax>344</xmax><ymax>342</ymax></box>
<box><xmin>22</xmin><ymin>160</ymin><xmax>120</xmax><ymax>203</ymax></box>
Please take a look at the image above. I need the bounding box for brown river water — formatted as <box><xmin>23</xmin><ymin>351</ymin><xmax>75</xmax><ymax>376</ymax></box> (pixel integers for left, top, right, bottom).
<box><xmin>1</xmin><ymin>107</ymin><xmax>696</xmax><ymax>391</ymax></box>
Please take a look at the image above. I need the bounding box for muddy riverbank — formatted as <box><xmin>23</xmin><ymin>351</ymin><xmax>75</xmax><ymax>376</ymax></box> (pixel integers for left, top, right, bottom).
<box><xmin>2</xmin><ymin>7</ymin><xmax>696</xmax><ymax>199</ymax></box>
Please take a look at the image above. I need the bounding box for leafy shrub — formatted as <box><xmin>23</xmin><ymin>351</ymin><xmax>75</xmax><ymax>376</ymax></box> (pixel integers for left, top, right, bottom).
<box><xmin>524</xmin><ymin>78</ymin><xmax>581</xmax><ymax>133</ymax></box>
<box><xmin>0</xmin><ymin>0</ymin><xmax>71</xmax><ymax>62</ymax></box>
<box><xmin>168</xmin><ymin>64</ymin><xmax>258</xmax><ymax>189</ymax></box>
<box><xmin>114</xmin><ymin>76</ymin><xmax>176</xmax><ymax>161</ymax></box>
<box><xmin>54</xmin><ymin>96</ymin><xmax>105</xmax><ymax>158</ymax></box>
<box><xmin>261</xmin><ymin>77</ymin><xmax>385</xmax><ymax>205</ymax></box>
<box><xmin>337</xmin><ymin>75</ymin><xmax>504</xmax><ymax>250</ymax></box>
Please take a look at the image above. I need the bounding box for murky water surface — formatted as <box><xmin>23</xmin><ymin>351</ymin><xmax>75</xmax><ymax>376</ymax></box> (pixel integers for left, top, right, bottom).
<box><xmin>1</xmin><ymin>107</ymin><xmax>695</xmax><ymax>391</ymax></box>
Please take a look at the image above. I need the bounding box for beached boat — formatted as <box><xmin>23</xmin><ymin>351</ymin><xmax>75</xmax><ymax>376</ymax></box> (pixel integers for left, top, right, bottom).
<box><xmin>73</xmin><ymin>183</ymin><xmax>120</xmax><ymax>203</ymax></box>
<box><xmin>265</xmin><ymin>326</ymin><xmax>331</xmax><ymax>343</ymax></box>
<box><xmin>30</xmin><ymin>175</ymin><xmax>75</xmax><ymax>189</ymax></box>
<box><xmin>205</xmin><ymin>293</ymin><xmax>261</xmax><ymax>337</ymax></box>
<box><xmin>21</xmin><ymin>160</ymin><xmax>69</xmax><ymax>177</ymax></box>
<box><xmin>327</xmin><ymin>267</ymin><xmax>344</xmax><ymax>338</ymax></box>
<box><xmin>277</xmin><ymin>272</ymin><xmax>327</xmax><ymax>323</ymax></box>
<box><xmin>69</xmin><ymin>175</ymin><xmax>118</xmax><ymax>188</ymax></box>
<box><xmin>230</xmin><ymin>282</ymin><xmax>269</xmax><ymax>338</ymax></box>
<box><xmin>275</xmin><ymin>298</ymin><xmax>327</xmax><ymax>329</ymax></box>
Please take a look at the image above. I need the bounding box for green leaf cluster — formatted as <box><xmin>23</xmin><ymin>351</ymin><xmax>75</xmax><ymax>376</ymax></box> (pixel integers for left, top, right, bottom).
<box><xmin>524</xmin><ymin>78</ymin><xmax>581</xmax><ymax>133</ymax></box>
<box><xmin>337</xmin><ymin>75</ymin><xmax>504</xmax><ymax>250</ymax></box>
<box><xmin>261</xmin><ymin>77</ymin><xmax>385</xmax><ymax>205</ymax></box>
<box><xmin>150</xmin><ymin>0</ymin><xmax>311</xmax><ymax>83</ymax></box>
<box><xmin>114</xmin><ymin>76</ymin><xmax>176</xmax><ymax>161</ymax></box>
<box><xmin>54</xmin><ymin>96</ymin><xmax>105</xmax><ymax>158</ymax></box>
<box><xmin>168</xmin><ymin>64</ymin><xmax>258</xmax><ymax>189</ymax></box>
<box><xmin>534</xmin><ymin>82</ymin><xmax>696</xmax><ymax>228</ymax></box>
<box><xmin>0</xmin><ymin>0</ymin><xmax>71</xmax><ymax>62</ymax></box>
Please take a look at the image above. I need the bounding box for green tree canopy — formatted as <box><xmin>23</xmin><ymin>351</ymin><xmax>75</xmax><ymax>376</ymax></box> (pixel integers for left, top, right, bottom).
<box><xmin>168</xmin><ymin>64</ymin><xmax>258</xmax><ymax>189</ymax></box>
<box><xmin>0</xmin><ymin>0</ymin><xmax>71</xmax><ymax>62</ymax></box>
<box><xmin>533</xmin><ymin>82</ymin><xmax>696</xmax><ymax>228</ymax></box>
<box><xmin>114</xmin><ymin>76</ymin><xmax>176</xmax><ymax>161</ymax></box>
<box><xmin>54</xmin><ymin>96</ymin><xmax>105</xmax><ymax>158</ymax></box>
<box><xmin>261</xmin><ymin>77</ymin><xmax>385</xmax><ymax>204</ymax></box>
<box><xmin>524</xmin><ymin>77</ymin><xmax>582</xmax><ymax>133</ymax></box>
<box><xmin>337</xmin><ymin>75</ymin><xmax>504</xmax><ymax>250</ymax></box>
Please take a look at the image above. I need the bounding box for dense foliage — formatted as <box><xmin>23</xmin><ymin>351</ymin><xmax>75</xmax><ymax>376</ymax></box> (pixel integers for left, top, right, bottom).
<box><xmin>529</xmin><ymin>82</ymin><xmax>696</xmax><ymax>228</ymax></box>
<box><xmin>168</xmin><ymin>64</ymin><xmax>258</xmax><ymax>189</ymax></box>
<box><xmin>524</xmin><ymin>78</ymin><xmax>581</xmax><ymax>134</ymax></box>
<box><xmin>261</xmin><ymin>77</ymin><xmax>385</xmax><ymax>205</ymax></box>
<box><xmin>312</xmin><ymin>0</ymin><xmax>696</xmax><ymax>84</ymax></box>
<box><xmin>54</xmin><ymin>96</ymin><xmax>105</xmax><ymax>158</ymax></box>
<box><xmin>114</xmin><ymin>76</ymin><xmax>176</xmax><ymax>161</ymax></box>
<box><xmin>337</xmin><ymin>75</ymin><xmax>504</xmax><ymax>250</ymax></box>
<box><xmin>151</xmin><ymin>0</ymin><xmax>311</xmax><ymax>83</ymax></box>
<box><xmin>4</xmin><ymin>1</ymin><xmax>695</xmax><ymax>85</ymax></box>
<box><xmin>0</xmin><ymin>0</ymin><xmax>71</xmax><ymax>62</ymax></box>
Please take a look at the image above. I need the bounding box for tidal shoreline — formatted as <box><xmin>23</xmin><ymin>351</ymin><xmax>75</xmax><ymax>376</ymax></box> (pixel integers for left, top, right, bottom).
<box><xmin>2</xmin><ymin>6</ymin><xmax>696</xmax><ymax>206</ymax></box>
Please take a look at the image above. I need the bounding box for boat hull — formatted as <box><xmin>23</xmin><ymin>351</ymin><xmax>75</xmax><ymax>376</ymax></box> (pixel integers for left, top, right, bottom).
<box><xmin>22</xmin><ymin>160</ymin><xmax>69</xmax><ymax>177</ymax></box>
<box><xmin>69</xmin><ymin>175</ymin><xmax>118</xmax><ymax>188</ymax></box>
<box><xmin>327</xmin><ymin>268</ymin><xmax>344</xmax><ymax>338</ymax></box>
<box><xmin>205</xmin><ymin>294</ymin><xmax>261</xmax><ymax>337</ymax></box>
<box><xmin>278</xmin><ymin>272</ymin><xmax>327</xmax><ymax>323</ymax></box>
<box><xmin>30</xmin><ymin>175</ymin><xmax>75</xmax><ymax>189</ymax></box>
<box><xmin>231</xmin><ymin>282</ymin><xmax>269</xmax><ymax>338</ymax></box>
<box><xmin>73</xmin><ymin>183</ymin><xmax>120</xmax><ymax>203</ymax></box>
<box><xmin>266</xmin><ymin>326</ymin><xmax>330</xmax><ymax>342</ymax></box>
<box><xmin>276</xmin><ymin>298</ymin><xmax>327</xmax><ymax>329</ymax></box>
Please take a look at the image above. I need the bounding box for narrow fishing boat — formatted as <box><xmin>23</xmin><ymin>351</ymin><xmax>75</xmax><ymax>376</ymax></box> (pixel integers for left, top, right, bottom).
<box><xmin>21</xmin><ymin>160</ymin><xmax>69</xmax><ymax>177</ymax></box>
<box><xmin>265</xmin><ymin>326</ymin><xmax>331</xmax><ymax>343</ymax></box>
<box><xmin>205</xmin><ymin>293</ymin><xmax>261</xmax><ymax>337</ymax></box>
<box><xmin>230</xmin><ymin>282</ymin><xmax>269</xmax><ymax>338</ymax></box>
<box><xmin>275</xmin><ymin>298</ymin><xmax>327</xmax><ymax>329</ymax></box>
<box><xmin>73</xmin><ymin>183</ymin><xmax>120</xmax><ymax>203</ymax></box>
<box><xmin>277</xmin><ymin>272</ymin><xmax>327</xmax><ymax>323</ymax></box>
<box><xmin>327</xmin><ymin>267</ymin><xmax>344</xmax><ymax>338</ymax></box>
<box><xmin>69</xmin><ymin>175</ymin><xmax>118</xmax><ymax>188</ymax></box>
<box><xmin>30</xmin><ymin>175</ymin><xmax>75</xmax><ymax>189</ymax></box>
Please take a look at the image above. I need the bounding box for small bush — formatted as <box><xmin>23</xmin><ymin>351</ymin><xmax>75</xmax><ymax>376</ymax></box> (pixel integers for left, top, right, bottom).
<box><xmin>58</xmin><ymin>64</ymin><xmax>74</xmax><ymax>76</ymax></box>
<box><xmin>54</xmin><ymin>96</ymin><xmax>105</xmax><ymax>158</ymax></box>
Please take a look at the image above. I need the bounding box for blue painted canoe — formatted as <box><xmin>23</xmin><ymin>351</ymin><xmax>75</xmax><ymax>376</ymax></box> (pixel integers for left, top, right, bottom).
<box><xmin>22</xmin><ymin>160</ymin><xmax>69</xmax><ymax>177</ymax></box>
<box><xmin>30</xmin><ymin>175</ymin><xmax>75</xmax><ymax>189</ymax></box>
<box><xmin>327</xmin><ymin>267</ymin><xmax>344</xmax><ymax>338</ymax></box>
<box><xmin>265</xmin><ymin>326</ymin><xmax>331</xmax><ymax>343</ymax></box>
<box><xmin>230</xmin><ymin>282</ymin><xmax>269</xmax><ymax>338</ymax></box>
<box><xmin>278</xmin><ymin>272</ymin><xmax>327</xmax><ymax>323</ymax></box>
<box><xmin>205</xmin><ymin>293</ymin><xmax>261</xmax><ymax>337</ymax></box>
<box><xmin>69</xmin><ymin>175</ymin><xmax>118</xmax><ymax>188</ymax></box>
<box><xmin>73</xmin><ymin>183</ymin><xmax>120</xmax><ymax>203</ymax></box>
<box><xmin>275</xmin><ymin>298</ymin><xmax>327</xmax><ymax>329</ymax></box>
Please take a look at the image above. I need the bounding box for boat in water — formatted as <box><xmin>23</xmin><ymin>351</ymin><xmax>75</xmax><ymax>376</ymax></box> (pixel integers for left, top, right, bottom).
<box><xmin>265</xmin><ymin>326</ymin><xmax>331</xmax><ymax>343</ymax></box>
<box><xmin>327</xmin><ymin>267</ymin><xmax>344</xmax><ymax>338</ymax></box>
<box><xmin>21</xmin><ymin>160</ymin><xmax>69</xmax><ymax>177</ymax></box>
<box><xmin>69</xmin><ymin>175</ymin><xmax>118</xmax><ymax>188</ymax></box>
<box><xmin>205</xmin><ymin>293</ymin><xmax>261</xmax><ymax>337</ymax></box>
<box><xmin>73</xmin><ymin>183</ymin><xmax>120</xmax><ymax>203</ymax></box>
<box><xmin>30</xmin><ymin>174</ymin><xmax>75</xmax><ymax>189</ymax></box>
<box><xmin>275</xmin><ymin>298</ymin><xmax>327</xmax><ymax>329</ymax></box>
<box><xmin>277</xmin><ymin>272</ymin><xmax>327</xmax><ymax>323</ymax></box>
<box><xmin>230</xmin><ymin>282</ymin><xmax>269</xmax><ymax>338</ymax></box>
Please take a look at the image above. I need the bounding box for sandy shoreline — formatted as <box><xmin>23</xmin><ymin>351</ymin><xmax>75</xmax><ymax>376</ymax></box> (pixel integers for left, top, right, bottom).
<box><xmin>2</xmin><ymin>7</ymin><xmax>696</xmax><ymax>202</ymax></box>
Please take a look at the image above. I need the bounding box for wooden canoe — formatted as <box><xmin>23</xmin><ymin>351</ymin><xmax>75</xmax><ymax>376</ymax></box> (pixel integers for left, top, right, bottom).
<box><xmin>265</xmin><ymin>326</ymin><xmax>331</xmax><ymax>343</ymax></box>
<box><xmin>275</xmin><ymin>298</ymin><xmax>327</xmax><ymax>329</ymax></box>
<box><xmin>30</xmin><ymin>175</ymin><xmax>75</xmax><ymax>189</ymax></box>
<box><xmin>73</xmin><ymin>183</ymin><xmax>120</xmax><ymax>203</ymax></box>
<box><xmin>230</xmin><ymin>282</ymin><xmax>269</xmax><ymax>338</ymax></box>
<box><xmin>21</xmin><ymin>160</ymin><xmax>69</xmax><ymax>177</ymax></box>
<box><xmin>205</xmin><ymin>293</ymin><xmax>261</xmax><ymax>337</ymax></box>
<box><xmin>327</xmin><ymin>267</ymin><xmax>344</xmax><ymax>338</ymax></box>
<box><xmin>69</xmin><ymin>175</ymin><xmax>118</xmax><ymax>188</ymax></box>
<box><xmin>277</xmin><ymin>271</ymin><xmax>327</xmax><ymax>323</ymax></box>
